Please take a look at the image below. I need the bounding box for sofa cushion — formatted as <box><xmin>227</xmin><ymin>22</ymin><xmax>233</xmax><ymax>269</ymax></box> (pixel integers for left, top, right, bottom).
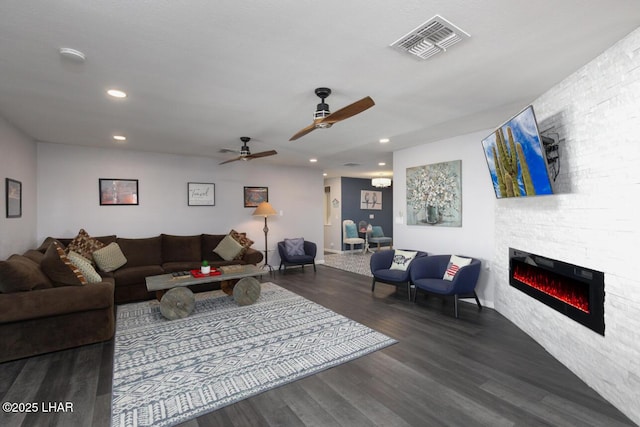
<box><xmin>0</xmin><ymin>255</ymin><xmax>53</xmax><ymax>293</ymax></box>
<box><xmin>117</xmin><ymin>236</ymin><xmax>162</xmax><ymax>268</ymax></box>
<box><xmin>390</xmin><ymin>250</ymin><xmax>418</xmax><ymax>271</ymax></box>
<box><xmin>113</xmin><ymin>265</ymin><xmax>165</xmax><ymax>287</ymax></box>
<box><xmin>162</xmin><ymin>234</ymin><xmax>201</xmax><ymax>263</ymax></box>
<box><xmin>65</xmin><ymin>229</ymin><xmax>105</xmax><ymax>264</ymax></box>
<box><xmin>443</xmin><ymin>255</ymin><xmax>472</xmax><ymax>281</ymax></box>
<box><xmin>162</xmin><ymin>261</ymin><xmax>202</xmax><ymax>273</ymax></box>
<box><xmin>284</xmin><ymin>238</ymin><xmax>305</xmax><ymax>256</ymax></box>
<box><xmin>213</xmin><ymin>234</ymin><xmax>244</xmax><ymax>261</ymax></box>
<box><xmin>92</xmin><ymin>242</ymin><xmax>127</xmax><ymax>272</ymax></box>
<box><xmin>229</xmin><ymin>229</ymin><xmax>254</xmax><ymax>260</ymax></box>
<box><xmin>21</xmin><ymin>249</ymin><xmax>45</xmax><ymax>264</ymax></box>
<box><xmin>41</xmin><ymin>242</ymin><xmax>87</xmax><ymax>286</ymax></box>
<box><xmin>68</xmin><ymin>251</ymin><xmax>103</xmax><ymax>283</ymax></box>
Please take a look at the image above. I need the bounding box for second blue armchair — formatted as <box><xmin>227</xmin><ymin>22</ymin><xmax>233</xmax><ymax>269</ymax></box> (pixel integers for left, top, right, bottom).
<box><xmin>410</xmin><ymin>255</ymin><xmax>482</xmax><ymax>318</ymax></box>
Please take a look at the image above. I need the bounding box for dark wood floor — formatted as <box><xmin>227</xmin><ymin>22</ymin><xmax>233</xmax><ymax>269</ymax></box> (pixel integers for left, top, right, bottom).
<box><xmin>1</xmin><ymin>265</ymin><xmax>635</xmax><ymax>427</ymax></box>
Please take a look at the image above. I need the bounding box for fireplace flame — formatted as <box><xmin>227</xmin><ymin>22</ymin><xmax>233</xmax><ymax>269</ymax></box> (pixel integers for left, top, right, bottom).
<box><xmin>513</xmin><ymin>263</ymin><xmax>590</xmax><ymax>313</ymax></box>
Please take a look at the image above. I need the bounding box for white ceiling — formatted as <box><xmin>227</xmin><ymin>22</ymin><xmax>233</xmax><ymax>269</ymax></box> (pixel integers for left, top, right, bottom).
<box><xmin>1</xmin><ymin>1</ymin><xmax>638</xmax><ymax>179</ymax></box>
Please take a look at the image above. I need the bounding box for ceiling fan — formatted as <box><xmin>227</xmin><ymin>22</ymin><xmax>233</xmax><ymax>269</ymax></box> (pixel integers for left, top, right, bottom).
<box><xmin>219</xmin><ymin>137</ymin><xmax>277</xmax><ymax>165</ymax></box>
<box><xmin>289</xmin><ymin>88</ymin><xmax>375</xmax><ymax>141</ymax></box>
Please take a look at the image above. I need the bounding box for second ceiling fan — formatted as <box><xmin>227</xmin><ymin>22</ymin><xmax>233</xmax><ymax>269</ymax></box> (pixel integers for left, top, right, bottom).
<box><xmin>289</xmin><ymin>88</ymin><xmax>375</xmax><ymax>141</ymax></box>
<box><xmin>219</xmin><ymin>137</ymin><xmax>277</xmax><ymax>165</ymax></box>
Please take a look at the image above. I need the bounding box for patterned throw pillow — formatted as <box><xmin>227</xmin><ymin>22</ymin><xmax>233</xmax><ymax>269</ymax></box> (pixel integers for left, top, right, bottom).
<box><xmin>66</xmin><ymin>229</ymin><xmax>105</xmax><ymax>264</ymax></box>
<box><xmin>284</xmin><ymin>238</ymin><xmax>305</xmax><ymax>256</ymax></box>
<box><xmin>68</xmin><ymin>251</ymin><xmax>103</xmax><ymax>283</ymax></box>
<box><xmin>92</xmin><ymin>242</ymin><xmax>128</xmax><ymax>272</ymax></box>
<box><xmin>214</xmin><ymin>234</ymin><xmax>244</xmax><ymax>261</ymax></box>
<box><xmin>443</xmin><ymin>255</ymin><xmax>472</xmax><ymax>281</ymax></box>
<box><xmin>41</xmin><ymin>242</ymin><xmax>87</xmax><ymax>286</ymax></box>
<box><xmin>389</xmin><ymin>250</ymin><xmax>418</xmax><ymax>271</ymax></box>
<box><xmin>229</xmin><ymin>229</ymin><xmax>254</xmax><ymax>260</ymax></box>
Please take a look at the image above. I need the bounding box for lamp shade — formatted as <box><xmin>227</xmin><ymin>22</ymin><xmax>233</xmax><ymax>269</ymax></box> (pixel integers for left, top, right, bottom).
<box><xmin>372</xmin><ymin>177</ymin><xmax>392</xmax><ymax>188</ymax></box>
<box><xmin>252</xmin><ymin>201</ymin><xmax>277</xmax><ymax>217</ymax></box>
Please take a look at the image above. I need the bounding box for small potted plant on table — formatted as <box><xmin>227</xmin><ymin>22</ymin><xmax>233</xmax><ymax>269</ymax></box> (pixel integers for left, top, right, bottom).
<box><xmin>201</xmin><ymin>260</ymin><xmax>211</xmax><ymax>275</ymax></box>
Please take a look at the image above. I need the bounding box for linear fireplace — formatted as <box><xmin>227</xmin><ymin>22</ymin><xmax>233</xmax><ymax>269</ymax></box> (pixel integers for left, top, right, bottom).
<box><xmin>509</xmin><ymin>248</ymin><xmax>605</xmax><ymax>335</ymax></box>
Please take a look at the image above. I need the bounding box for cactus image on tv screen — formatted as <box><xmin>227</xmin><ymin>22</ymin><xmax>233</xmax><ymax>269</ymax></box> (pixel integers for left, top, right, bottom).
<box><xmin>481</xmin><ymin>105</ymin><xmax>553</xmax><ymax>198</ymax></box>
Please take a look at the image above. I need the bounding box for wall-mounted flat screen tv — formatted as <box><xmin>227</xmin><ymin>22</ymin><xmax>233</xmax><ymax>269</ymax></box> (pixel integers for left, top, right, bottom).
<box><xmin>481</xmin><ymin>105</ymin><xmax>553</xmax><ymax>198</ymax></box>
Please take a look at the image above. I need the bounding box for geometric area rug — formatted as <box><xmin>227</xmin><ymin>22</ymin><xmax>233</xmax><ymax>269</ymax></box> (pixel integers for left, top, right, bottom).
<box><xmin>111</xmin><ymin>282</ymin><xmax>396</xmax><ymax>427</ymax></box>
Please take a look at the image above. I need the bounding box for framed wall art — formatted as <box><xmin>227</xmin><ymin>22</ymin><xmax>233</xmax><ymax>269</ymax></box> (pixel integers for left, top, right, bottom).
<box><xmin>406</xmin><ymin>160</ymin><xmax>462</xmax><ymax>227</ymax></box>
<box><xmin>360</xmin><ymin>190</ymin><xmax>382</xmax><ymax>210</ymax></box>
<box><xmin>5</xmin><ymin>178</ymin><xmax>22</xmax><ymax>218</ymax></box>
<box><xmin>244</xmin><ymin>186</ymin><xmax>268</xmax><ymax>208</ymax></box>
<box><xmin>99</xmin><ymin>179</ymin><xmax>139</xmax><ymax>205</ymax></box>
<box><xmin>188</xmin><ymin>182</ymin><xmax>215</xmax><ymax>206</ymax></box>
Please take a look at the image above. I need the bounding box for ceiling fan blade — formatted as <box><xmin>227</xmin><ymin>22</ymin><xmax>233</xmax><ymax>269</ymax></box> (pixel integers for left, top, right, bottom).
<box><xmin>289</xmin><ymin>122</ymin><xmax>318</xmax><ymax>141</ymax></box>
<box><xmin>321</xmin><ymin>96</ymin><xmax>375</xmax><ymax>125</ymax></box>
<box><xmin>219</xmin><ymin>156</ymin><xmax>242</xmax><ymax>165</ymax></box>
<box><xmin>247</xmin><ymin>150</ymin><xmax>278</xmax><ymax>159</ymax></box>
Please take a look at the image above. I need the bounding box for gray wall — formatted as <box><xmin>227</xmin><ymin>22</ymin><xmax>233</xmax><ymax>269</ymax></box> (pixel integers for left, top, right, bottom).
<box><xmin>0</xmin><ymin>117</ymin><xmax>37</xmax><ymax>259</ymax></box>
<box><xmin>36</xmin><ymin>142</ymin><xmax>325</xmax><ymax>267</ymax></box>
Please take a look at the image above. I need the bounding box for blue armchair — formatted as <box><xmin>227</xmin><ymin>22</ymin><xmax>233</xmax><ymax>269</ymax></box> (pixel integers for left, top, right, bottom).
<box><xmin>410</xmin><ymin>255</ymin><xmax>482</xmax><ymax>318</ymax></box>
<box><xmin>277</xmin><ymin>240</ymin><xmax>317</xmax><ymax>272</ymax></box>
<box><xmin>370</xmin><ymin>249</ymin><xmax>428</xmax><ymax>300</ymax></box>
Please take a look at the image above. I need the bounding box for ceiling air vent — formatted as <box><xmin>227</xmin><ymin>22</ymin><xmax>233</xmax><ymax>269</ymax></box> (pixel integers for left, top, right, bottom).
<box><xmin>343</xmin><ymin>162</ymin><xmax>360</xmax><ymax>167</ymax></box>
<box><xmin>390</xmin><ymin>15</ymin><xmax>470</xmax><ymax>60</ymax></box>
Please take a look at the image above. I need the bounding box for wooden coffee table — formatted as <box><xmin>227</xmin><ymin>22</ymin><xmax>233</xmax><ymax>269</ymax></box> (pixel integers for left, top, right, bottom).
<box><xmin>145</xmin><ymin>265</ymin><xmax>268</xmax><ymax>300</ymax></box>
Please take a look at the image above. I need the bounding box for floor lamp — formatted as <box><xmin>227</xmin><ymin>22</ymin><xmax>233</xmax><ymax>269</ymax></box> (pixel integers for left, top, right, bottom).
<box><xmin>252</xmin><ymin>201</ymin><xmax>277</xmax><ymax>271</ymax></box>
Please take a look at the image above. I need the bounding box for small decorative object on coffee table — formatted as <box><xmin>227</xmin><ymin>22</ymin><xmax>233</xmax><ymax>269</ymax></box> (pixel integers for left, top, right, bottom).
<box><xmin>160</xmin><ymin>287</ymin><xmax>195</xmax><ymax>320</ymax></box>
<box><xmin>233</xmin><ymin>277</ymin><xmax>261</xmax><ymax>306</ymax></box>
<box><xmin>201</xmin><ymin>260</ymin><xmax>210</xmax><ymax>275</ymax></box>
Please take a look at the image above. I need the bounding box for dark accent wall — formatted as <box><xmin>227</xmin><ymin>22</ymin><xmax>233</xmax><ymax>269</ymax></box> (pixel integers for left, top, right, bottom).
<box><xmin>341</xmin><ymin>177</ymin><xmax>393</xmax><ymax>249</ymax></box>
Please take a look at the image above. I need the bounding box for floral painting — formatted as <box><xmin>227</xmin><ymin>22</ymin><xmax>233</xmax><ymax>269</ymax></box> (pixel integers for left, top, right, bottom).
<box><xmin>406</xmin><ymin>160</ymin><xmax>462</xmax><ymax>227</ymax></box>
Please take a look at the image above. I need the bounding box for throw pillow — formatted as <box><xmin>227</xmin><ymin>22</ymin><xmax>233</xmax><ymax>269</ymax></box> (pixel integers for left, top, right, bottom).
<box><xmin>389</xmin><ymin>250</ymin><xmax>418</xmax><ymax>271</ymax></box>
<box><xmin>68</xmin><ymin>251</ymin><xmax>103</xmax><ymax>283</ymax></box>
<box><xmin>41</xmin><ymin>242</ymin><xmax>87</xmax><ymax>286</ymax></box>
<box><xmin>213</xmin><ymin>234</ymin><xmax>244</xmax><ymax>261</ymax></box>
<box><xmin>371</xmin><ymin>226</ymin><xmax>384</xmax><ymax>238</ymax></box>
<box><xmin>66</xmin><ymin>229</ymin><xmax>105</xmax><ymax>264</ymax></box>
<box><xmin>92</xmin><ymin>242</ymin><xmax>128</xmax><ymax>272</ymax></box>
<box><xmin>36</xmin><ymin>237</ymin><xmax>65</xmax><ymax>253</ymax></box>
<box><xmin>345</xmin><ymin>223</ymin><xmax>358</xmax><ymax>238</ymax></box>
<box><xmin>284</xmin><ymin>238</ymin><xmax>305</xmax><ymax>256</ymax></box>
<box><xmin>0</xmin><ymin>255</ymin><xmax>53</xmax><ymax>293</ymax></box>
<box><xmin>229</xmin><ymin>229</ymin><xmax>254</xmax><ymax>260</ymax></box>
<box><xmin>443</xmin><ymin>255</ymin><xmax>473</xmax><ymax>281</ymax></box>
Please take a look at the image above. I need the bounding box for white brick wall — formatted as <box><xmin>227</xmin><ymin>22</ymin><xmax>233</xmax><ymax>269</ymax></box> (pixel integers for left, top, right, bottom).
<box><xmin>494</xmin><ymin>28</ymin><xmax>640</xmax><ymax>424</ymax></box>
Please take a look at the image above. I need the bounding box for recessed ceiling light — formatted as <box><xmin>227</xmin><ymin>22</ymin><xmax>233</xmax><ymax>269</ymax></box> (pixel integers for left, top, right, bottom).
<box><xmin>107</xmin><ymin>89</ymin><xmax>127</xmax><ymax>98</ymax></box>
<box><xmin>113</xmin><ymin>135</ymin><xmax>126</xmax><ymax>142</ymax></box>
<box><xmin>58</xmin><ymin>47</ymin><xmax>86</xmax><ymax>62</ymax></box>
<box><xmin>323</xmin><ymin>173</ymin><xmax>327</xmax><ymax>176</ymax></box>
<box><xmin>379</xmin><ymin>138</ymin><xmax>390</xmax><ymax>143</ymax></box>
<box><xmin>309</xmin><ymin>158</ymin><xmax>318</xmax><ymax>163</ymax></box>
<box><xmin>378</xmin><ymin>162</ymin><xmax>386</xmax><ymax>166</ymax></box>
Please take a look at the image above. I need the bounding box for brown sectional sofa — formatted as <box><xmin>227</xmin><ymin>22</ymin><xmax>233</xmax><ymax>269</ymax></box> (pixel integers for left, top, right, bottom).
<box><xmin>0</xmin><ymin>233</ymin><xmax>263</xmax><ymax>362</ymax></box>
